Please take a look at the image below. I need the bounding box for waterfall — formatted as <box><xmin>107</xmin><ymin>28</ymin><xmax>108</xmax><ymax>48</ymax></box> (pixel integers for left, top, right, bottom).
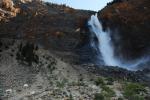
<box><xmin>88</xmin><ymin>14</ymin><xmax>149</xmax><ymax>70</ymax></box>
<box><xmin>88</xmin><ymin>14</ymin><xmax>121</xmax><ymax>67</ymax></box>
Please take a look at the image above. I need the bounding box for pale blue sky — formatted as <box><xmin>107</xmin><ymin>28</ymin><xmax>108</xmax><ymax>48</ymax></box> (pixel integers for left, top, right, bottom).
<box><xmin>43</xmin><ymin>0</ymin><xmax>112</xmax><ymax>11</ymax></box>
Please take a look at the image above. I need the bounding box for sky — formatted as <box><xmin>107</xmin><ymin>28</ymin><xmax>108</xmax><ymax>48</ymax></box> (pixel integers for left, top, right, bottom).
<box><xmin>43</xmin><ymin>0</ymin><xmax>113</xmax><ymax>11</ymax></box>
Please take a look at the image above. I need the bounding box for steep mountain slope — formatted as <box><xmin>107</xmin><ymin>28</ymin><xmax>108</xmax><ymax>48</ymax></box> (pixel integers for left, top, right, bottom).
<box><xmin>0</xmin><ymin>0</ymin><xmax>149</xmax><ymax>63</ymax></box>
<box><xmin>0</xmin><ymin>38</ymin><xmax>99</xmax><ymax>100</ymax></box>
<box><xmin>0</xmin><ymin>0</ymin><xmax>95</xmax><ymax>63</ymax></box>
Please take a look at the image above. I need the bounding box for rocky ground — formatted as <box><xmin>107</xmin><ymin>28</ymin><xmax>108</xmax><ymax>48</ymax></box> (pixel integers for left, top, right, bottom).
<box><xmin>0</xmin><ymin>38</ymin><xmax>95</xmax><ymax>100</ymax></box>
<box><xmin>0</xmin><ymin>39</ymin><xmax>150</xmax><ymax>100</ymax></box>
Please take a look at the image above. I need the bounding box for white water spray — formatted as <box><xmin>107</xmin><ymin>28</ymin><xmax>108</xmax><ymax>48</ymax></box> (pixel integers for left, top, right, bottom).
<box><xmin>88</xmin><ymin>14</ymin><xmax>149</xmax><ymax>70</ymax></box>
<box><xmin>88</xmin><ymin>14</ymin><xmax>121</xmax><ymax>66</ymax></box>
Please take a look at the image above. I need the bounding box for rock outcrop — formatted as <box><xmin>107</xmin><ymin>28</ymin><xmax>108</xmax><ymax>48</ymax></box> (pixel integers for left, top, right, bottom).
<box><xmin>0</xmin><ymin>0</ymin><xmax>20</xmax><ymax>21</ymax></box>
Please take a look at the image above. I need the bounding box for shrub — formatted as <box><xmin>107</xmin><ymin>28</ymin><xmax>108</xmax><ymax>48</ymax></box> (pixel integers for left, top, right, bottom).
<box><xmin>69</xmin><ymin>93</ymin><xmax>73</xmax><ymax>100</ymax></box>
<box><xmin>118</xmin><ymin>97</ymin><xmax>123</xmax><ymax>100</ymax></box>
<box><xmin>56</xmin><ymin>79</ymin><xmax>67</xmax><ymax>88</ymax></box>
<box><xmin>94</xmin><ymin>93</ymin><xmax>104</xmax><ymax>100</ymax></box>
<box><xmin>47</xmin><ymin>64</ymin><xmax>56</xmax><ymax>74</ymax></box>
<box><xmin>123</xmin><ymin>83</ymin><xmax>147</xmax><ymax>100</ymax></box>
<box><xmin>16</xmin><ymin>42</ymin><xmax>39</xmax><ymax>66</ymax></box>
<box><xmin>94</xmin><ymin>77</ymin><xmax>115</xmax><ymax>98</ymax></box>
<box><xmin>95</xmin><ymin>77</ymin><xmax>105</xmax><ymax>86</ymax></box>
<box><xmin>101</xmin><ymin>85</ymin><xmax>115</xmax><ymax>97</ymax></box>
<box><xmin>106</xmin><ymin>77</ymin><xmax>114</xmax><ymax>85</ymax></box>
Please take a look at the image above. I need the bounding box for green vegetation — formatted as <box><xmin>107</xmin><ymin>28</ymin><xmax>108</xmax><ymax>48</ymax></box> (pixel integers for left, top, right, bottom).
<box><xmin>123</xmin><ymin>83</ymin><xmax>147</xmax><ymax>100</ymax></box>
<box><xmin>56</xmin><ymin>81</ymin><xmax>65</xmax><ymax>88</ymax></box>
<box><xmin>118</xmin><ymin>97</ymin><xmax>123</xmax><ymax>100</ymax></box>
<box><xmin>101</xmin><ymin>85</ymin><xmax>115</xmax><ymax>97</ymax></box>
<box><xmin>69</xmin><ymin>93</ymin><xmax>74</xmax><ymax>100</ymax></box>
<box><xmin>47</xmin><ymin>64</ymin><xmax>56</xmax><ymax>74</ymax></box>
<box><xmin>106</xmin><ymin>77</ymin><xmax>114</xmax><ymax>85</ymax></box>
<box><xmin>94</xmin><ymin>93</ymin><xmax>104</xmax><ymax>100</ymax></box>
<box><xmin>56</xmin><ymin>79</ymin><xmax>68</xmax><ymax>88</ymax></box>
<box><xmin>16</xmin><ymin>43</ymin><xmax>39</xmax><ymax>66</ymax></box>
<box><xmin>94</xmin><ymin>77</ymin><xmax>115</xmax><ymax>99</ymax></box>
<box><xmin>47</xmin><ymin>56</ymin><xmax>57</xmax><ymax>73</ymax></box>
<box><xmin>0</xmin><ymin>88</ymin><xmax>4</xmax><ymax>97</ymax></box>
<box><xmin>95</xmin><ymin>77</ymin><xmax>105</xmax><ymax>86</ymax></box>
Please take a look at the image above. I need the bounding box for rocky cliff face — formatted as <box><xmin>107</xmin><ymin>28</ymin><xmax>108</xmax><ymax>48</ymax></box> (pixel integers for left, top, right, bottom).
<box><xmin>0</xmin><ymin>0</ymin><xmax>44</xmax><ymax>21</ymax></box>
<box><xmin>0</xmin><ymin>0</ymin><xmax>149</xmax><ymax>64</ymax></box>
<box><xmin>0</xmin><ymin>0</ymin><xmax>20</xmax><ymax>21</ymax></box>
<box><xmin>0</xmin><ymin>0</ymin><xmax>95</xmax><ymax>64</ymax></box>
<box><xmin>98</xmin><ymin>0</ymin><xmax>150</xmax><ymax>60</ymax></box>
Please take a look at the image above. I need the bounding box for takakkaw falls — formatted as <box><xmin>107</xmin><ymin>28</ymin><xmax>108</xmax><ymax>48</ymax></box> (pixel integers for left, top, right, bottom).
<box><xmin>88</xmin><ymin>14</ymin><xmax>149</xmax><ymax>70</ymax></box>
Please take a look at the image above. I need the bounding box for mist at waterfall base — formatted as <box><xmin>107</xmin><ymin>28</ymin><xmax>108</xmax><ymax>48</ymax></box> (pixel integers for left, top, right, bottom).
<box><xmin>88</xmin><ymin>14</ymin><xmax>149</xmax><ymax>71</ymax></box>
